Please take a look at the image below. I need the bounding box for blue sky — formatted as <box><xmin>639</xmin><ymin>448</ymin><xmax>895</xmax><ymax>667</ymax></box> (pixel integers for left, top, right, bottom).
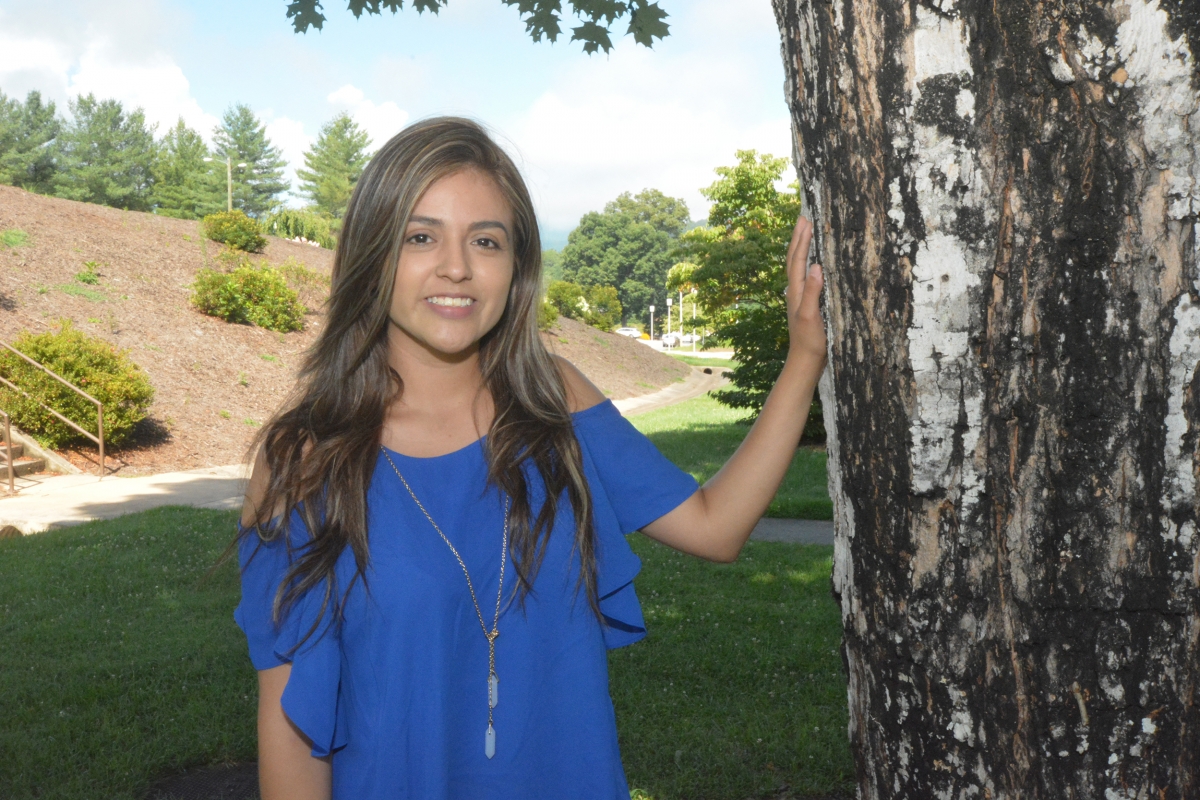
<box><xmin>0</xmin><ymin>0</ymin><xmax>795</xmax><ymax>247</ymax></box>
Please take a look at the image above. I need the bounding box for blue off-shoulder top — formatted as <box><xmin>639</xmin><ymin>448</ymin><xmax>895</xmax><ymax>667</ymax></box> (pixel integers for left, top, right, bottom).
<box><xmin>234</xmin><ymin>400</ymin><xmax>699</xmax><ymax>799</ymax></box>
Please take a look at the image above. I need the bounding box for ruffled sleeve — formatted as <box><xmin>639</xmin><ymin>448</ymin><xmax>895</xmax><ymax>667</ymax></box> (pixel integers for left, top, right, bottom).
<box><xmin>233</xmin><ymin>515</ymin><xmax>348</xmax><ymax>757</ymax></box>
<box><xmin>572</xmin><ymin>400</ymin><xmax>700</xmax><ymax>649</ymax></box>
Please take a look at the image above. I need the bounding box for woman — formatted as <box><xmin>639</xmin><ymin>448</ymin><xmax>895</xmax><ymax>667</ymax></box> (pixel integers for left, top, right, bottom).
<box><xmin>235</xmin><ymin>116</ymin><xmax>827</xmax><ymax>799</ymax></box>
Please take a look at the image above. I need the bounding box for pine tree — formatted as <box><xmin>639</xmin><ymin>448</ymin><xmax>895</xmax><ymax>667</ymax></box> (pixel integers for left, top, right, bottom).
<box><xmin>296</xmin><ymin>112</ymin><xmax>371</xmax><ymax>220</ymax></box>
<box><xmin>151</xmin><ymin>119</ymin><xmax>223</xmax><ymax>220</ymax></box>
<box><xmin>212</xmin><ymin>104</ymin><xmax>289</xmax><ymax>218</ymax></box>
<box><xmin>0</xmin><ymin>90</ymin><xmax>62</xmax><ymax>193</ymax></box>
<box><xmin>52</xmin><ymin>94</ymin><xmax>157</xmax><ymax>211</ymax></box>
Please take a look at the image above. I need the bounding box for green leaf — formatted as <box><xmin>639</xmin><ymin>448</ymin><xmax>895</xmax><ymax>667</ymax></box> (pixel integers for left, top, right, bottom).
<box><xmin>573</xmin><ymin>0</ymin><xmax>626</xmax><ymax>24</ymax></box>
<box><xmin>286</xmin><ymin>0</ymin><xmax>327</xmax><ymax>32</ymax></box>
<box><xmin>571</xmin><ymin>20</ymin><xmax>614</xmax><ymax>54</ymax></box>
<box><xmin>627</xmin><ymin>1</ymin><xmax>668</xmax><ymax>47</ymax></box>
<box><xmin>411</xmin><ymin>0</ymin><xmax>446</xmax><ymax>12</ymax></box>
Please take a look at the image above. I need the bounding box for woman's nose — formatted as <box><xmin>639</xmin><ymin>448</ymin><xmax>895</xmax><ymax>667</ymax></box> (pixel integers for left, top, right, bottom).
<box><xmin>436</xmin><ymin>241</ymin><xmax>472</xmax><ymax>282</ymax></box>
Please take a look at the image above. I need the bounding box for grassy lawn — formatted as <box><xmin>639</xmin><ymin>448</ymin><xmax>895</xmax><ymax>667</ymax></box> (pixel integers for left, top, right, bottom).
<box><xmin>667</xmin><ymin>353</ymin><xmax>739</xmax><ymax>370</ymax></box>
<box><xmin>0</xmin><ymin>507</ymin><xmax>851</xmax><ymax>799</ymax></box>
<box><xmin>632</xmin><ymin>394</ymin><xmax>832</xmax><ymax>520</ymax></box>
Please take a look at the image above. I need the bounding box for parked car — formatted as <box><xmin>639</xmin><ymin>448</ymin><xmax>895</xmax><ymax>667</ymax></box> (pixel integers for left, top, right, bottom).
<box><xmin>680</xmin><ymin>333</ymin><xmax>699</xmax><ymax>345</ymax></box>
<box><xmin>660</xmin><ymin>332</ymin><xmax>681</xmax><ymax>347</ymax></box>
<box><xmin>615</xmin><ymin>327</ymin><xmax>641</xmax><ymax>338</ymax></box>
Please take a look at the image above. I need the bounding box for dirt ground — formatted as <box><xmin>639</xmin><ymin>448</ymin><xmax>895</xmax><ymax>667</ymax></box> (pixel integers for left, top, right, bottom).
<box><xmin>0</xmin><ymin>185</ymin><xmax>689</xmax><ymax>476</ymax></box>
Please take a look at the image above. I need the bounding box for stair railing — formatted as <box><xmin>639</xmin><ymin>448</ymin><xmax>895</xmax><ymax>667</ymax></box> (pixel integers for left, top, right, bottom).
<box><xmin>1</xmin><ymin>409</ymin><xmax>13</xmax><ymax>495</ymax></box>
<box><xmin>0</xmin><ymin>341</ymin><xmax>105</xmax><ymax>478</ymax></box>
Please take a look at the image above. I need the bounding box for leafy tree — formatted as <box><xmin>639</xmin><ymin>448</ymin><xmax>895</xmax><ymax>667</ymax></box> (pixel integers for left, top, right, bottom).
<box><xmin>152</xmin><ymin>119</ymin><xmax>223</xmax><ymax>219</ymax></box>
<box><xmin>285</xmin><ymin>0</ymin><xmax>669</xmax><ymax>53</ymax></box>
<box><xmin>296</xmin><ymin>112</ymin><xmax>371</xmax><ymax>220</ymax></box>
<box><xmin>541</xmin><ymin>248</ymin><xmax>563</xmax><ymax>285</ymax></box>
<box><xmin>212</xmin><ymin>104</ymin><xmax>289</xmax><ymax>218</ymax></box>
<box><xmin>52</xmin><ymin>94</ymin><xmax>157</xmax><ymax>211</ymax></box>
<box><xmin>546</xmin><ymin>279</ymin><xmax>621</xmax><ymax>331</ymax></box>
<box><xmin>561</xmin><ymin>188</ymin><xmax>689</xmax><ymax>324</ymax></box>
<box><xmin>674</xmin><ymin>150</ymin><xmax>821</xmax><ymax>436</ymax></box>
<box><xmin>0</xmin><ymin>90</ymin><xmax>61</xmax><ymax>193</ymax></box>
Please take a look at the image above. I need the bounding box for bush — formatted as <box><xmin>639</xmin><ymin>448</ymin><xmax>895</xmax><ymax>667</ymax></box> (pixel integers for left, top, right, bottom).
<box><xmin>201</xmin><ymin>210</ymin><xmax>266</xmax><ymax>252</ymax></box>
<box><xmin>0</xmin><ymin>321</ymin><xmax>154</xmax><ymax>448</ymax></box>
<box><xmin>547</xmin><ymin>280</ymin><xmax>586</xmax><ymax>321</ymax></box>
<box><xmin>191</xmin><ymin>265</ymin><xmax>306</xmax><ymax>332</ymax></box>
<box><xmin>538</xmin><ymin>299</ymin><xmax>558</xmax><ymax>331</ymax></box>
<box><xmin>582</xmin><ymin>284</ymin><xmax>622</xmax><ymax>330</ymax></box>
<box><xmin>264</xmin><ymin>209</ymin><xmax>336</xmax><ymax>249</ymax></box>
<box><xmin>546</xmin><ymin>281</ymin><xmax>622</xmax><ymax>331</ymax></box>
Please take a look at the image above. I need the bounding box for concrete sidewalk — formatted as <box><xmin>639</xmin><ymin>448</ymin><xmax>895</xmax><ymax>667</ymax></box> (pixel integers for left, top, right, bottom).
<box><xmin>0</xmin><ymin>464</ymin><xmax>249</xmax><ymax>535</ymax></box>
<box><xmin>612</xmin><ymin>366</ymin><xmax>728</xmax><ymax>416</ymax></box>
<box><xmin>1</xmin><ymin>461</ymin><xmax>832</xmax><ymax>545</ymax></box>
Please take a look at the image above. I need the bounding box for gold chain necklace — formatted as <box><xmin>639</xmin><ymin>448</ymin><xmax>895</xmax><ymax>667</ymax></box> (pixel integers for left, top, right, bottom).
<box><xmin>380</xmin><ymin>447</ymin><xmax>508</xmax><ymax>760</ymax></box>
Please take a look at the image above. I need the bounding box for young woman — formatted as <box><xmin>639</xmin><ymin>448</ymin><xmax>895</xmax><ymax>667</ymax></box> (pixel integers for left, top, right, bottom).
<box><xmin>235</xmin><ymin>116</ymin><xmax>827</xmax><ymax>800</ymax></box>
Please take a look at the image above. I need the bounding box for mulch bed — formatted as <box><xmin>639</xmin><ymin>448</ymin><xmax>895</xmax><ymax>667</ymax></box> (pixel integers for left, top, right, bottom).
<box><xmin>0</xmin><ymin>186</ymin><xmax>690</xmax><ymax>477</ymax></box>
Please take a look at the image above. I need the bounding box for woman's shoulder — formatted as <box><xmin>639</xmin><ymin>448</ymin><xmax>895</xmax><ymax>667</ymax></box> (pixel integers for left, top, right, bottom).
<box><xmin>552</xmin><ymin>355</ymin><xmax>608</xmax><ymax>415</ymax></box>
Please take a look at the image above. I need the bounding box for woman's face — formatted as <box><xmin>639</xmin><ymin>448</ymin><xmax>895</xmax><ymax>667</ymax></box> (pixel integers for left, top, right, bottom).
<box><xmin>387</xmin><ymin>168</ymin><xmax>516</xmax><ymax>362</ymax></box>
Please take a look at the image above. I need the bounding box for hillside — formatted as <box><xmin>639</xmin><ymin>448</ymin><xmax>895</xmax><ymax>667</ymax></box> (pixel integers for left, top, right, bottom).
<box><xmin>0</xmin><ymin>186</ymin><xmax>687</xmax><ymax>476</ymax></box>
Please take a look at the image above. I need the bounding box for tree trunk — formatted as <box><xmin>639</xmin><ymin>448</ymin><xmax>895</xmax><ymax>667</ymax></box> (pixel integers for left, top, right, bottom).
<box><xmin>771</xmin><ymin>0</ymin><xmax>1200</xmax><ymax>796</ymax></box>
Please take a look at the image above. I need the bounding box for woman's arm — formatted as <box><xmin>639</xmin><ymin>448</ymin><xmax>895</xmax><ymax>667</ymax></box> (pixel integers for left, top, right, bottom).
<box><xmin>242</xmin><ymin>452</ymin><xmax>332</xmax><ymax>800</ymax></box>
<box><xmin>641</xmin><ymin>216</ymin><xmax>828</xmax><ymax>563</ymax></box>
<box><xmin>257</xmin><ymin>664</ymin><xmax>332</xmax><ymax>800</ymax></box>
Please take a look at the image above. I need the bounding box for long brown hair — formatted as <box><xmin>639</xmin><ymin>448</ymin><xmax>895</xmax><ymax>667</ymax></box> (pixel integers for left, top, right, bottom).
<box><xmin>222</xmin><ymin>117</ymin><xmax>597</xmax><ymax>652</ymax></box>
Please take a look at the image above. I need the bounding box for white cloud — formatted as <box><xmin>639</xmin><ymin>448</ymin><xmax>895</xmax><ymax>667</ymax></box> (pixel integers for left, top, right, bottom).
<box><xmin>263</xmin><ymin>115</ymin><xmax>313</xmax><ymax>204</ymax></box>
<box><xmin>0</xmin><ymin>2</ymin><xmax>217</xmax><ymax>138</ymax></box>
<box><xmin>502</xmin><ymin>41</ymin><xmax>795</xmax><ymax>232</ymax></box>
<box><xmin>326</xmin><ymin>84</ymin><xmax>409</xmax><ymax>151</ymax></box>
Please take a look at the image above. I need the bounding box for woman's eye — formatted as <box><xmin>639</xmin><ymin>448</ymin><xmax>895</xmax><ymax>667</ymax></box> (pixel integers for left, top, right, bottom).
<box><xmin>474</xmin><ymin>237</ymin><xmax>500</xmax><ymax>249</ymax></box>
<box><xmin>407</xmin><ymin>233</ymin><xmax>432</xmax><ymax>245</ymax></box>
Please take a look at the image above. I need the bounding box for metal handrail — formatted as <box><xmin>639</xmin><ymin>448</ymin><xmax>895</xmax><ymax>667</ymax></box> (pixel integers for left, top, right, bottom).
<box><xmin>0</xmin><ymin>341</ymin><xmax>105</xmax><ymax>478</ymax></box>
<box><xmin>1</xmin><ymin>410</ymin><xmax>13</xmax><ymax>495</ymax></box>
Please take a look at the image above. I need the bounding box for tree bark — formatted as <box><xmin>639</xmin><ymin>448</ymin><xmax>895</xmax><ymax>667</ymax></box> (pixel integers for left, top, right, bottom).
<box><xmin>771</xmin><ymin>0</ymin><xmax>1200</xmax><ymax>796</ymax></box>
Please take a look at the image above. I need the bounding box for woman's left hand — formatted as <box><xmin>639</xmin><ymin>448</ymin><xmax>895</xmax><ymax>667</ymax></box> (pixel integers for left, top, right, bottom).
<box><xmin>784</xmin><ymin>216</ymin><xmax>828</xmax><ymax>370</ymax></box>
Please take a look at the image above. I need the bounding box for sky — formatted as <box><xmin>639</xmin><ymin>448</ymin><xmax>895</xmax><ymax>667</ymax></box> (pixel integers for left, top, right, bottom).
<box><xmin>0</xmin><ymin>0</ymin><xmax>796</xmax><ymax>248</ymax></box>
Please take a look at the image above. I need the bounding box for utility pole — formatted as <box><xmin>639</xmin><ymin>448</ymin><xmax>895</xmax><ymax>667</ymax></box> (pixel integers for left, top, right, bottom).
<box><xmin>204</xmin><ymin>155</ymin><xmax>248</xmax><ymax>212</ymax></box>
<box><xmin>649</xmin><ymin>305</ymin><xmax>655</xmax><ymax>341</ymax></box>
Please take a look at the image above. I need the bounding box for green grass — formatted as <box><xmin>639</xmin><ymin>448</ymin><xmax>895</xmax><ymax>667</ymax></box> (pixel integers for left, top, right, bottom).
<box><xmin>0</xmin><ymin>508</ymin><xmax>256</xmax><ymax>800</ymax></box>
<box><xmin>616</xmin><ymin>535</ymin><xmax>852</xmax><ymax>799</ymax></box>
<box><xmin>668</xmin><ymin>353</ymin><xmax>739</xmax><ymax>370</ymax></box>
<box><xmin>1</xmin><ymin>228</ymin><xmax>29</xmax><ymax>248</ymax></box>
<box><xmin>0</xmin><ymin>507</ymin><xmax>851</xmax><ymax>800</ymax></box>
<box><xmin>632</xmin><ymin>394</ymin><xmax>832</xmax><ymax>520</ymax></box>
<box><xmin>58</xmin><ymin>282</ymin><xmax>106</xmax><ymax>302</ymax></box>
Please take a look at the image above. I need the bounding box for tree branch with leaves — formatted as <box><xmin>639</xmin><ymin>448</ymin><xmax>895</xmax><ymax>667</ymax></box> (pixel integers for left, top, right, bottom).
<box><xmin>285</xmin><ymin>0</ymin><xmax>668</xmax><ymax>53</ymax></box>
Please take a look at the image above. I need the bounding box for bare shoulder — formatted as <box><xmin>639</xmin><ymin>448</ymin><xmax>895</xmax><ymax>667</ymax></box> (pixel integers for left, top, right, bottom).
<box><xmin>241</xmin><ymin>446</ymin><xmax>273</xmax><ymax>529</ymax></box>
<box><xmin>552</xmin><ymin>355</ymin><xmax>607</xmax><ymax>414</ymax></box>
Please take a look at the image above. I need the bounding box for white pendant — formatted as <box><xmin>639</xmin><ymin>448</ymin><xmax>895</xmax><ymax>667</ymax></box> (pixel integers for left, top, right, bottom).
<box><xmin>488</xmin><ymin>672</ymin><xmax>499</xmax><ymax>709</ymax></box>
<box><xmin>485</xmin><ymin>723</ymin><xmax>496</xmax><ymax>759</ymax></box>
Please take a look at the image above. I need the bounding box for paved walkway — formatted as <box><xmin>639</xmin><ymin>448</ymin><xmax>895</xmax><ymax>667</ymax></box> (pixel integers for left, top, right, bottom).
<box><xmin>1</xmin><ymin>462</ymin><xmax>832</xmax><ymax>544</ymax></box>
<box><xmin>612</xmin><ymin>366</ymin><xmax>728</xmax><ymax>416</ymax></box>
<box><xmin>2</xmin><ymin>367</ymin><xmax>837</xmax><ymax>544</ymax></box>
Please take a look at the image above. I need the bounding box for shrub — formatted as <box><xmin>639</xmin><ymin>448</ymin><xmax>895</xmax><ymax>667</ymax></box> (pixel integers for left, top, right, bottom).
<box><xmin>74</xmin><ymin>261</ymin><xmax>101</xmax><ymax>285</ymax></box>
<box><xmin>191</xmin><ymin>265</ymin><xmax>305</xmax><ymax>332</ymax></box>
<box><xmin>0</xmin><ymin>321</ymin><xmax>154</xmax><ymax>448</ymax></box>
<box><xmin>547</xmin><ymin>280</ymin><xmax>586</xmax><ymax>321</ymax></box>
<box><xmin>264</xmin><ymin>209</ymin><xmax>336</xmax><ymax>249</ymax></box>
<box><xmin>546</xmin><ymin>281</ymin><xmax>622</xmax><ymax>330</ymax></box>
<box><xmin>538</xmin><ymin>299</ymin><xmax>558</xmax><ymax>331</ymax></box>
<box><xmin>200</xmin><ymin>210</ymin><xmax>266</xmax><ymax>252</ymax></box>
<box><xmin>582</xmin><ymin>285</ymin><xmax>622</xmax><ymax>330</ymax></box>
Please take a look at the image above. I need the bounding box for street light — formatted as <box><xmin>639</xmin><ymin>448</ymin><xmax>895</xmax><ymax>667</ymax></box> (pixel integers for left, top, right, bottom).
<box><xmin>649</xmin><ymin>305</ymin><xmax>655</xmax><ymax>341</ymax></box>
<box><xmin>203</xmin><ymin>155</ymin><xmax>248</xmax><ymax>212</ymax></box>
<box><xmin>666</xmin><ymin>297</ymin><xmax>673</xmax><ymax>342</ymax></box>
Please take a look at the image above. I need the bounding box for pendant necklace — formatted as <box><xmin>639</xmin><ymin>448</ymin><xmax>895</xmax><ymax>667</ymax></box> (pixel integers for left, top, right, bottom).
<box><xmin>381</xmin><ymin>447</ymin><xmax>508</xmax><ymax>760</ymax></box>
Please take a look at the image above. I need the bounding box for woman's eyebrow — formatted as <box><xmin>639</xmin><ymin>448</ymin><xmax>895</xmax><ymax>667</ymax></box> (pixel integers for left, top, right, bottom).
<box><xmin>406</xmin><ymin>216</ymin><xmax>508</xmax><ymax>237</ymax></box>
